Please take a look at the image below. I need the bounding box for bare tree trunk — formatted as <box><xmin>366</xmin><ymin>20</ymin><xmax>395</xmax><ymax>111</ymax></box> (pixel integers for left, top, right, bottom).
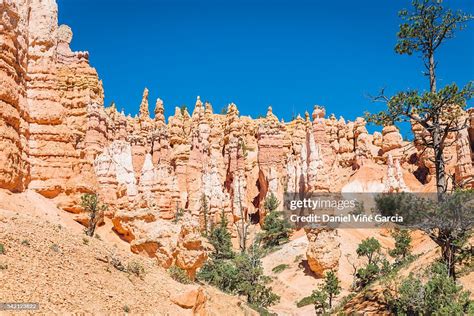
<box><xmin>235</xmin><ymin>138</ymin><xmax>248</xmax><ymax>253</ymax></box>
<box><xmin>429</xmin><ymin>53</ymin><xmax>436</xmax><ymax>93</ymax></box>
<box><xmin>87</xmin><ymin>211</ymin><xmax>96</xmax><ymax>237</ymax></box>
<box><xmin>236</xmin><ymin>218</ymin><xmax>248</xmax><ymax>253</ymax></box>
<box><xmin>428</xmin><ymin>52</ymin><xmax>448</xmax><ymax>197</ymax></box>
<box><xmin>441</xmin><ymin>235</ymin><xmax>457</xmax><ymax>280</ymax></box>
<box><xmin>433</xmin><ymin>127</ymin><xmax>447</xmax><ymax>197</ymax></box>
<box><xmin>429</xmin><ymin>52</ymin><xmax>458</xmax><ymax>279</ymax></box>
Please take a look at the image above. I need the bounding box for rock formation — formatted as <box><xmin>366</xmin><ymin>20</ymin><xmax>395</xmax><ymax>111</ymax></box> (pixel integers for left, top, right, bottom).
<box><xmin>1</xmin><ymin>0</ymin><xmax>103</xmax><ymax>214</ymax></box>
<box><xmin>171</xmin><ymin>286</ymin><xmax>208</xmax><ymax>315</ymax></box>
<box><xmin>1</xmin><ymin>0</ymin><xmax>473</xmax><ymax>285</ymax></box>
<box><xmin>384</xmin><ymin>154</ymin><xmax>409</xmax><ymax>192</ymax></box>
<box><xmin>305</xmin><ymin>228</ymin><xmax>341</xmax><ymax>277</ymax></box>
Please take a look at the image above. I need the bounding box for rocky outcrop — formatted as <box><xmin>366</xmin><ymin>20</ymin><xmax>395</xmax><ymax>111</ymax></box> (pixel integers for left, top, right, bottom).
<box><xmin>384</xmin><ymin>154</ymin><xmax>409</xmax><ymax>192</ymax></box>
<box><xmin>381</xmin><ymin>125</ymin><xmax>403</xmax><ymax>153</ymax></box>
<box><xmin>2</xmin><ymin>0</ymin><xmax>471</xmax><ymax>221</ymax></box>
<box><xmin>117</xmin><ymin>213</ymin><xmax>211</xmax><ymax>279</ymax></box>
<box><xmin>174</xmin><ymin>216</ymin><xmax>213</xmax><ymax>279</ymax></box>
<box><xmin>455</xmin><ymin>115</ymin><xmax>474</xmax><ymax>188</ymax></box>
<box><xmin>305</xmin><ymin>228</ymin><xmax>341</xmax><ymax>277</ymax></box>
<box><xmin>171</xmin><ymin>286</ymin><xmax>208</xmax><ymax>315</ymax></box>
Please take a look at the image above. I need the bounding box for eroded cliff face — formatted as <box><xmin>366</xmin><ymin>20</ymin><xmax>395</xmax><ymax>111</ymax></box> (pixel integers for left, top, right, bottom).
<box><xmin>0</xmin><ymin>0</ymin><xmax>30</xmax><ymax>191</ymax></box>
<box><xmin>1</xmin><ymin>0</ymin><xmax>474</xmax><ymax>278</ymax></box>
<box><xmin>1</xmin><ymin>0</ymin><xmax>103</xmax><ymax>210</ymax></box>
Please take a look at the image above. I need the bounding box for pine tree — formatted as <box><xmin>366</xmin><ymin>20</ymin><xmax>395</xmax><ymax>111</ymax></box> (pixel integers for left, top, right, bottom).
<box><xmin>366</xmin><ymin>0</ymin><xmax>474</xmax><ymax>196</ymax></box>
<box><xmin>208</xmin><ymin>210</ymin><xmax>234</xmax><ymax>260</ymax></box>
<box><xmin>322</xmin><ymin>271</ymin><xmax>341</xmax><ymax>309</ymax></box>
<box><xmin>259</xmin><ymin>193</ymin><xmax>292</xmax><ymax>248</ymax></box>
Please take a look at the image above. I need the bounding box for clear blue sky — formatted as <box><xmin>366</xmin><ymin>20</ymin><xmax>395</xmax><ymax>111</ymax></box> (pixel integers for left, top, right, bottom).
<box><xmin>57</xmin><ymin>0</ymin><xmax>473</xmax><ymax>137</ymax></box>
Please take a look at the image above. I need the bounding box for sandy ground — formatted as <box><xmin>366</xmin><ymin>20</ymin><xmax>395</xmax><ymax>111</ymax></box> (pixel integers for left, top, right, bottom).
<box><xmin>0</xmin><ymin>189</ymin><xmax>254</xmax><ymax>315</ymax></box>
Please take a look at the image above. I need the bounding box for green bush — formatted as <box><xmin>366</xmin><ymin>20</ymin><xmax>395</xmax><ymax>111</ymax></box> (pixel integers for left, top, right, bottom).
<box><xmin>353</xmin><ymin>237</ymin><xmax>385</xmax><ymax>290</ymax></box>
<box><xmin>322</xmin><ymin>271</ymin><xmax>341</xmax><ymax>308</ymax></box>
<box><xmin>356</xmin><ymin>237</ymin><xmax>381</xmax><ymax>265</ymax></box>
<box><xmin>198</xmin><ymin>258</ymin><xmax>238</xmax><ymax>292</ymax></box>
<box><xmin>272</xmin><ymin>264</ymin><xmax>289</xmax><ymax>274</ymax></box>
<box><xmin>389</xmin><ymin>273</ymin><xmax>424</xmax><ymax>314</ymax></box>
<box><xmin>386</xmin><ymin>262</ymin><xmax>474</xmax><ymax>315</ymax></box>
<box><xmin>199</xmin><ymin>247</ymin><xmax>280</xmax><ymax>308</ymax></box>
<box><xmin>0</xmin><ymin>243</ymin><xmax>4</xmax><ymax>255</ymax></box>
<box><xmin>169</xmin><ymin>265</ymin><xmax>192</xmax><ymax>284</ymax></box>
<box><xmin>199</xmin><ymin>216</ymin><xmax>279</xmax><ymax>309</ymax></box>
<box><xmin>389</xmin><ymin>229</ymin><xmax>412</xmax><ymax>263</ymax></box>
<box><xmin>127</xmin><ymin>260</ymin><xmax>145</xmax><ymax>279</ymax></box>
<box><xmin>356</xmin><ymin>263</ymin><xmax>380</xmax><ymax>288</ymax></box>
<box><xmin>264</xmin><ymin>193</ymin><xmax>280</xmax><ymax>212</ymax></box>
<box><xmin>312</xmin><ymin>290</ymin><xmax>329</xmax><ymax>314</ymax></box>
<box><xmin>110</xmin><ymin>254</ymin><xmax>126</xmax><ymax>272</ymax></box>
<box><xmin>248</xmin><ymin>304</ymin><xmax>277</xmax><ymax>316</ymax></box>
<box><xmin>233</xmin><ymin>247</ymin><xmax>280</xmax><ymax>308</ymax></box>
<box><xmin>296</xmin><ymin>295</ymin><xmax>315</xmax><ymax>308</ymax></box>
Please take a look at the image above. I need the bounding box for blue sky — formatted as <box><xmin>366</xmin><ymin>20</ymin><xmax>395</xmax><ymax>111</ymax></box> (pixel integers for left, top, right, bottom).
<box><xmin>57</xmin><ymin>0</ymin><xmax>473</xmax><ymax>137</ymax></box>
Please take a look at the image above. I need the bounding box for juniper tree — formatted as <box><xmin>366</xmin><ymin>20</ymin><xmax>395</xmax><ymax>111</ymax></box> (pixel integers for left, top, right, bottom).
<box><xmin>389</xmin><ymin>229</ymin><xmax>412</xmax><ymax>263</ymax></box>
<box><xmin>311</xmin><ymin>290</ymin><xmax>329</xmax><ymax>314</ymax></box>
<box><xmin>356</xmin><ymin>237</ymin><xmax>382</xmax><ymax>265</ymax></box>
<box><xmin>354</xmin><ymin>237</ymin><xmax>383</xmax><ymax>288</ymax></box>
<box><xmin>366</xmin><ymin>0</ymin><xmax>474</xmax><ymax>196</ymax></box>
<box><xmin>233</xmin><ymin>243</ymin><xmax>280</xmax><ymax>308</ymax></box>
<box><xmin>386</xmin><ymin>262</ymin><xmax>474</xmax><ymax>314</ymax></box>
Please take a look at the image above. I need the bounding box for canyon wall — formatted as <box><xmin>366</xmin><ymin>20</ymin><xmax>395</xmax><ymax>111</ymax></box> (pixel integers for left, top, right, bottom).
<box><xmin>1</xmin><ymin>0</ymin><xmax>103</xmax><ymax>212</ymax></box>
<box><xmin>1</xmin><ymin>0</ymin><xmax>30</xmax><ymax>191</ymax></box>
